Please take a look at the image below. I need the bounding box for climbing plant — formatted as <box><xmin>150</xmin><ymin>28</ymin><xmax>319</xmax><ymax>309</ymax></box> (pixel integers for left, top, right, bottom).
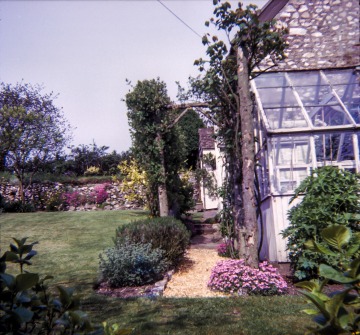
<box><xmin>125</xmin><ymin>78</ymin><xmax>193</xmax><ymax>217</ymax></box>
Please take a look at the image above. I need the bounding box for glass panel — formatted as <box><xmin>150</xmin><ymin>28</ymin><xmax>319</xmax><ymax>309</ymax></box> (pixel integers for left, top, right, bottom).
<box><xmin>254</xmin><ymin>69</ymin><xmax>360</xmax><ymax>130</ymax></box>
<box><xmin>253</xmin><ymin>72</ymin><xmax>287</xmax><ymax>88</ymax></box>
<box><xmin>324</xmin><ymin>69</ymin><xmax>353</xmax><ymax>85</ymax></box>
<box><xmin>315</xmin><ymin>133</ymin><xmax>341</xmax><ymax>162</ymax></box>
<box><xmin>275</xmin><ymin>137</ymin><xmax>311</xmax><ymax>165</ymax></box>
<box><xmin>325</xmin><ymin>70</ymin><xmax>360</xmax><ymax>124</ymax></box>
<box><xmin>257</xmin><ymin>87</ymin><xmax>298</xmax><ymax>108</ymax></box>
<box><xmin>264</xmin><ymin>107</ymin><xmax>308</xmax><ymax>129</ymax></box>
<box><xmin>295</xmin><ymin>142</ymin><xmax>310</xmax><ymax>163</ymax></box>
<box><xmin>310</xmin><ymin>98</ymin><xmax>351</xmax><ymax>126</ymax></box>
<box><xmin>338</xmin><ymin>134</ymin><xmax>354</xmax><ymax>161</ymax></box>
<box><xmin>340</xmin><ymin>78</ymin><xmax>360</xmax><ymax>124</ymax></box>
<box><xmin>289</xmin><ymin>72</ymin><xmax>332</xmax><ymax>108</ymax></box>
<box><xmin>295</xmin><ymin>86</ymin><xmax>332</xmax><ymax>107</ymax></box>
<box><xmin>288</xmin><ymin>71</ymin><xmax>324</xmax><ymax>87</ymax></box>
<box><xmin>278</xmin><ymin>168</ymin><xmax>309</xmax><ymax>193</ymax></box>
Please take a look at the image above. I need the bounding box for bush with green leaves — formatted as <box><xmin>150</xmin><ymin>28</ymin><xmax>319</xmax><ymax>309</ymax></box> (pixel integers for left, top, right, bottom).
<box><xmin>1</xmin><ymin>199</ymin><xmax>36</xmax><ymax>213</ymax></box>
<box><xmin>115</xmin><ymin>217</ymin><xmax>191</xmax><ymax>266</ymax></box>
<box><xmin>99</xmin><ymin>239</ymin><xmax>169</xmax><ymax>287</ymax></box>
<box><xmin>282</xmin><ymin>166</ymin><xmax>360</xmax><ymax>281</ymax></box>
<box><xmin>296</xmin><ymin>225</ymin><xmax>360</xmax><ymax>334</ymax></box>
<box><xmin>0</xmin><ymin>237</ymin><xmax>95</xmax><ymax>334</ymax></box>
<box><xmin>45</xmin><ymin>190</ymin><xmax>66</xmax><ymax>211</ymax></box>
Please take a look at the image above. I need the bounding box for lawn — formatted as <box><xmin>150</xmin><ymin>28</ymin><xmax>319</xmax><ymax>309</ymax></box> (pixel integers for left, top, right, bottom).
<box><xmin>0</xmin><ymin>211</ymin><xmax>312</xmax><ymax>334</ymax></box>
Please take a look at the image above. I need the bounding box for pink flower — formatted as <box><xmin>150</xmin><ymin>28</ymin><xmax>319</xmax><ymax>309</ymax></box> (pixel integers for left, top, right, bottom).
<box><xmin>208</xmin><ymin>259</ymin><xmax>288</xmax><ymax>296</ymax></box>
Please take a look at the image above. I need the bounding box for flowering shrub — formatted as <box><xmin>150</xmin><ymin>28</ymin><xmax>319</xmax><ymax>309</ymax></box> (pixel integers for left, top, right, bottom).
<box><xmin>115</xmin><ymin>160</ymin><xmax>147</xmax><ymax>207</ymax></box>
<box><xmin>84</xmin><ymin>166</ymin><xmax>101</xmax><ymax>176</ymax></box>
<box><xmin>208</xmin><ymin>259</ymin><xmax>288</xmax><ymax>296</ymax></box>
<box><xmin>89</xmin><ymin>183</ymin><xmax>109</xmax><ymax>204</ymax></box>
<box><xmin>63</xmin><ymin>191</ymin><xmax>86</xmax><ymax>207</ymax></box>
<box><xmin>94</xmin><ymin>184</ymin><xmax>109</xmax><ymax>204</ymax></box>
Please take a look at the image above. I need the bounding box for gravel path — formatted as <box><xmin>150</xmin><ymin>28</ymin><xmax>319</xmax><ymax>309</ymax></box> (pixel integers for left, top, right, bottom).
<box><xmin>163</xmin><ymin>248</ymin><xmax>226</xmax><ymax>297</ymax></box>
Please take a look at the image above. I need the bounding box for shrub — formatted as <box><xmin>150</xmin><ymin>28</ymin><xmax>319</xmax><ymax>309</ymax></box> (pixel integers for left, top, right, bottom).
<box><xmin>99</xmin><ymin>239</ymin><xmax>169</xmax><ymax>287</ymax></box>
<box><xmin>84</xmin><ymin>166</ymin><xmax>101</xmax><ymax>176</ymax></box>
<box><xmin>208</xmin><ymin>259</ymin><xmax>288</xmax><ymax>296</ymax></box>
<box><xmin>1</xmin><ymin>199</ymin><xmax>35</xmax><ymax>213</ymax></box>
<box><xmin>63</xmin><ymin>191</ymin><xmax>87</xmax><ymax>208</ymax></box>
<box><xmin>0</xmin><ymin>237</ymin><xmax>95</xmax><ymax>334</ymax></box>
<box><xmin>281</xmin><ymin>166</ymin><xmax>360</xmax><ymax>281</ymax></box>
<box><xmin>88</xmin><ymin>183</ymin><xmax>109</xmax><ymax>205</ymax></box>
<box><xmin>115</xmin><ymin>217</ymin><xmax>191</xmax><ymax>266</ymax></box>
<box><xmin>115</xmin><ymin>160</ymin><xmax>147</xmax><ymax>207</ymax></box>
<box><xmin>45</xmin><ymin>190</ymin><xmax>65</xmax><ymax>211</ymax></box>
<box><xmin>94</xmin><ymin>184</ymin><xmax>109</xmax><ymax>204</ymax></box>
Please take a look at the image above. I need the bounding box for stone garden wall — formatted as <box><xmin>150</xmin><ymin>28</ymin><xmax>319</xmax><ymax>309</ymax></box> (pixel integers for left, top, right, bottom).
<box><xmin>0</xmin><ymin>182</ymin><xmax>144</xmax><ymax>211</ymax></box>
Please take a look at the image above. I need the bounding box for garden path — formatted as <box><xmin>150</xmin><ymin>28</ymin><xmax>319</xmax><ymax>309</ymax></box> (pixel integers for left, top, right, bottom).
<box><xmin>163</xmin><ymin>247</ymin><xmax>225</xmax><ymax>298</ymax></box>
<box><xmin>163</xmin><ymin>210</ymin><xmax>296</xmax><ymax>297</ymax></box>
<box><xmin>163</xmin><ymin>210</ymin><xmax>226</xmax><ymax>297</ymax></box>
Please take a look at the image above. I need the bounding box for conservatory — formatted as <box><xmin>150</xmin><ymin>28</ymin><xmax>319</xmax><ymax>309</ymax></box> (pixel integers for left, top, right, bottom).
<box><xmin>250</xmin><ymin>67</ymin><xmax>360</xmax><ymax>262</ymax></box>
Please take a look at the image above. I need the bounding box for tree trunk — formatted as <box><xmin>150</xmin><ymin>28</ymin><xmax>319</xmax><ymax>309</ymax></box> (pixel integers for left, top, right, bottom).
<box><xmin>156</xmin><ymin>133</ymin><xmax>169</xmax><ymax>217</ymax></box>
<box><xmin>236</xmin><ymin>47</ymin><xmax>259</xmax><ymax>268</ymax></box>
<box><xmin>158</xmin><ymin>183</ymin><xmax>169</xmax><ymax>217</ymax></box>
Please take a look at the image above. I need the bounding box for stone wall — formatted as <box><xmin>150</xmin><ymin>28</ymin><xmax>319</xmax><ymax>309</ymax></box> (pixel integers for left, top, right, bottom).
<box><xmin>262</xmin><ymin>0</ymin><xmax>360</xmax><ymax>71</ymax></box>
<box><xmin>0</xmin><ymin>182</ymin><xmax>144</xmax><ymax>211</ymax></box>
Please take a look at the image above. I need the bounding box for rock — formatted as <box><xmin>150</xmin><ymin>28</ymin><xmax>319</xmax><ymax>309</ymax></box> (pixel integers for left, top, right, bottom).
<box><xmin>289</xmin><ymin>27</ymin><xmax>307</xmax><ymax>35</ymax></box>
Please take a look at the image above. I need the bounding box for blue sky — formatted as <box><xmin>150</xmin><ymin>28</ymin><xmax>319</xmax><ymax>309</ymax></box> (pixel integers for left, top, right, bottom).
<box><xmin>0</xmin><ymin>0</ymin><xmax>267</xmax><ymax>153</ymax></box>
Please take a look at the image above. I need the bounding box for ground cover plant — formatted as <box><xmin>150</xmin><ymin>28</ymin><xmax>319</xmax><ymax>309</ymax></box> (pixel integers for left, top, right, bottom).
<box><xmin>0</xmin><ymin>212</ymin><xmax>311</xmax><ymax>334</ymax></box>
<box><xmin>208</xmin><ymin>259</ymin><xmax>288</xmax><ymax>296</ymax></box>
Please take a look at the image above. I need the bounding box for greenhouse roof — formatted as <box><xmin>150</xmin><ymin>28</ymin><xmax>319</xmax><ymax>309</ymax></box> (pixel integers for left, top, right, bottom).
<box><xmin>251</xmin><ymin>68</ymin><xmax>360</xmax><ymax>135</ymax></box>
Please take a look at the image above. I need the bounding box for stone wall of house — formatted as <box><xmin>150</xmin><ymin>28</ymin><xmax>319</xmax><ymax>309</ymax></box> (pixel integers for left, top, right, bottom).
<box><xmin>0</xmin><ymin>182</ymin><xmax>144</xmax><ymax>211</ymax></box>
<box><xmin>263</xmin><ymin>0</ymin><xmax>360</xmax><ymax>71</ymax></box>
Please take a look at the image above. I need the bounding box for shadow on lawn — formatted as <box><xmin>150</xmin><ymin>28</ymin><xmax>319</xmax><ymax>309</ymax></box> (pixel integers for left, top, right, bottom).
<box><xmin>123</xmin><ymin>303</ymin><xmax>242</xmax><ymax>335</ymax></box>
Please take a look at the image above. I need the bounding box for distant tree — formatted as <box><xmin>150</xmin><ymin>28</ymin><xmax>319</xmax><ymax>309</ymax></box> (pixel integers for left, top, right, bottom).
<box><xmin>66</xmin><ymin>142</ymin><xmax>109</xmax><ymax>176</ymax></box>
<box><xmin>0</xmin><ymin>82</ymin><xmax>71</xmax><ymax>202</ymax></box>
<box><xmin>101</xmin><ymin>150</ymin><xmax>132</xmax><ymax>175</ymax></box>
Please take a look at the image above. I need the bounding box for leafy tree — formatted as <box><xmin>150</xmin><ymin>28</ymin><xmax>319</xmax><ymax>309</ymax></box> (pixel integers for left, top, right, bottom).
<box><xmin>0</xmin><ymin>82</ymin><xmax>71</xmax><ymax>202</ymax></box>
<box><xmin>125</xmin><ymin>78</ymin><xmax>192</xmax><ymax>217</ymax></box>
<box><xmin>102</xmin><ymin>150</ymin><xmax>132</xmax><ymax>175</ymax></box>
<box><xmin>189</xmin><ymin>0</ymin><xmax>288</xmax><ymax>266</ymax></box>
<box><xmin>177</xmin><ymin>109</ymin><xmax>204</xmax><ymax>169</ymax></box>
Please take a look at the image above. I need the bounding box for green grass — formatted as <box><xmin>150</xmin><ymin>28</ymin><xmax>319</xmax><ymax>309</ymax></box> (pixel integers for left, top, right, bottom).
<box><xmin>0</xmin><ymin>211</ymin><xmax>146</xmax><ymax>292</ymax></box>
<box><xmin>0</xmin><ymin>211</ymin><xmax>312</xmax><ymax>334</ymax></box>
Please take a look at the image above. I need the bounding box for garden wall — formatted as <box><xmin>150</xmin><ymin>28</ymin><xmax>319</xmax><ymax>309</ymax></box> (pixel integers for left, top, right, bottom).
<box><xmin>0</xmin><ymin>182</ymin><xmax>144</xmax><ymax>211</ymax></box>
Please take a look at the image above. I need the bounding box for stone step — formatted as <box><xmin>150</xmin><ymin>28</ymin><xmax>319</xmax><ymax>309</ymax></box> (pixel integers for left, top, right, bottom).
<box><xmin>193</xmin><ymin>223</ymin><xmax>218</xmax><ymax>235</ymax></box>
